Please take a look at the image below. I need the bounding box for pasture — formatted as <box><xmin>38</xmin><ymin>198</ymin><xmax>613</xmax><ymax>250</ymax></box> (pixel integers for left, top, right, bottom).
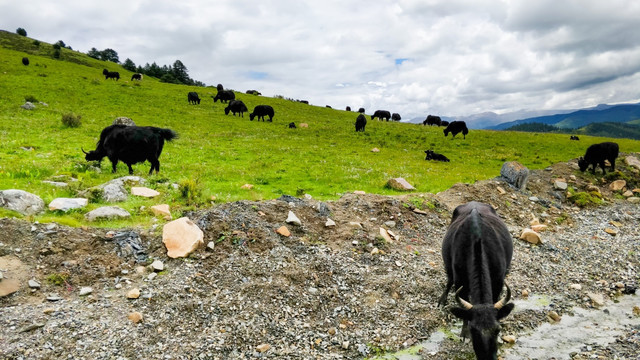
<box><xmin>1</xmin><ymin>31</ymin><xmax>639</xmax><ymax>227</ymax></box>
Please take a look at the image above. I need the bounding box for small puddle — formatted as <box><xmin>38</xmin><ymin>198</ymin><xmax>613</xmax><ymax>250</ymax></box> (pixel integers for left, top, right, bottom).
<box><xmin>367</xmin><ymin>295</ymin><xmax>639</xmax><ymax>360</ymax></box>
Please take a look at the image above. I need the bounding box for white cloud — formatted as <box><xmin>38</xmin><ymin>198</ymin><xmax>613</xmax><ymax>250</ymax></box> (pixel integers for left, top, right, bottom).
<box><xmin>2</xmin><ymin>0</ymin><xmax>640</xmax><ymax>119</ymax></box>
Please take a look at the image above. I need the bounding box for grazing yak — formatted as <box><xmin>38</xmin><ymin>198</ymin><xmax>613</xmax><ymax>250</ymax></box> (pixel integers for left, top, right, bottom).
<box><xmin>213</xmin><ymin>89</ymin><xmax>235</xmax><ymax>103</ymax></box>
<box><xmin>103</xmin><ymin>69</ymin><xmax>120</xmax><ymax>80</ymax></box>
<box><xmin>444</xmin><ymin>121</ymin><xmax>469</xmax><ymax>139</ymax></box>
<box><xmin>224</xmin><ymin>100</ymin><xmax>249</xmax><ymax>117</ymax></box>
<box><xmin>250</xmin><ymin>105</ymin><xmax>275</xmax><ymax>122</ymax></box>
<box><xmin>131</xmin><ymin>73</ymin><xmax>143</xmax><ymax>81</ymax></box>
<box><xmin>440</xmin><ymin>120</ymin><xmax>450</xmax><ymax>127</ymax></box>
<box><xmin>22</xmin><ymin>57</ymin><xmax>29</xmax><ymax>66</ymax></box>
<box><xmin>423</xmin><ymin>115</ymin><xmax>442</xmax><ymax>126</ymax></box>
<box><xmin>358</xmin><ymin>107</ymin><xmax>365</xmax><ymax>113</ymax></box>
<box><xmin>355</xmin><ymin>114</ymin><xmax>367</xmax><ymax>132</ymax></box>
<box><xmin>424</xmin><ymin>150</ymin><xmax>450</xmax><ymax>162</ymax></box>
<box><xmin>439</xmin><ymin>201</ymin><xmax>514</xmax><ymax>360</ymax></box>
<box><xmin>297</xmin><ymin>100</ymin><xmax>309</xmax><ymax>104</ymax></box>
<box><xmin>570</xmin><ymin>135</ymin><xmax>580</xmax><ymax>140</ymax></box>
<box><xmin>346</xmin><ymin>106</ymin><xmax>351</xmax><ymax>111</ymax></box>
<box><xmin>288</xmin><ymin>122</ymin><xmax>296</xmax><ymax>129</ymax></box>
<box><xmin>578</xmin><ymin>142</ymin><xmax>619</xmax><ymax>175</ymax></box>
<box><xmin>371</xmin><ymin>110</ymin><xmax>391</xmax><ymax>121</ymax></box>
<box><xmin>246</xmin><ymin>90</ymin><xmax>261</xmax><ymax>95</ymax></box>
<box><xmin>83</xmin><ymin>125</ymin><xmax>177</xmax><ymax>175</ymax></box>
<box><xmin>391</xmin><ymin>113</ymin><xmax>401</xmax><ymax>122</ymax></box>
<box><xmin>188</xmin><ymin>92</ymin><xmax>201</xmax><ymax>105</ymax></box>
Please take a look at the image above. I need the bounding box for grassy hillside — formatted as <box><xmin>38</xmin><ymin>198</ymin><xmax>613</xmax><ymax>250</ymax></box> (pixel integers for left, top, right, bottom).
<box><xmin>1</xmin><ymin>30</ymin><xmax>640</xmax><ymax>227</ymax></box>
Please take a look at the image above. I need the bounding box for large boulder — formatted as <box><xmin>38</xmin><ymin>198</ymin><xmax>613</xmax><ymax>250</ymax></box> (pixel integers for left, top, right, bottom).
<box><xmin>49</xmin><ymin>198</ymin><xmax>88</xmax><ymax>212</ymax></box>
<box><xmin>500</xmin><ymin>161</ymin><xmax>530</xmax><ymax>190</ymax></box>
<box><xmin>162</xmin><ymin>217</ymin><xmax>204</xmax><ymax>258</ymax></box>
<box><xmin>80</xmin><ymin>176</ymin><xmax>146</xmax><ymax>203</ymax></box>
<box><xmin>0</xmin><ymin>190</ymin><xmax>45</xmax><ymax>215</ymax></box>
<box><xmin>386</xmin><ymin>178</ymin><xmax>415</xmax><ymax>191</ymax></box>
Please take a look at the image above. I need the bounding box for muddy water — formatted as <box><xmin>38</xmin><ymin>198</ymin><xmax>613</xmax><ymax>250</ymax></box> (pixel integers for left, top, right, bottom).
<box><xmin>369</xmin><ymin>294</ymin><xmax>639</xmax><ymax>360</ymax></box>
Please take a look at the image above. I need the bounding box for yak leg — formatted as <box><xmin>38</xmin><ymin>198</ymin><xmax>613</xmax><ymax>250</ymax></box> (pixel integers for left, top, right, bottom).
<box><xmin>609</xmin><ymin>158</ymin><xmax>616</xmax><ymax>172</ymax></box>
<box><xmin>109</xmin><ymin>157</ymin><xmax>118</xmax><ymax>173</ymax></box>
<box><xmin>149</xmin><ymin>159</ymin><xmax>160</xmax><ymax>174</ymax></box>
<box><xmin>438</xmin><ymin>279</ymin><xmax>453</xmax><ymax>307</ymax></box>
<box><xmin>599</xmin><ymin>161</ymin><xmax>607</xmax><ymax>175</ymax></box>
<box><xmin>127</xmin><ymin>164</ymin><xmax>134</xmax><ymax>175</ymax></box>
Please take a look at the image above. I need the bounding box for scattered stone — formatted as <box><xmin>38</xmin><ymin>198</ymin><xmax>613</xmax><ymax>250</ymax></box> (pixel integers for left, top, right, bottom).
<box><xmin>531</xmin><ymin>224</ymin><xmax>548</xmax><ymax>232</ymax></box>
<box><xmin>79</xmin><ymin>287</ymin><xmax>93</xmax><ymax>296</ymax></box>
<box><xmin>42</xmin><ymin>181</ymin><xmax>68</xmax><ymax>187</ymax></box>
<box><xmin>521</xmin><ymin>289</ymin><xmax>529</xmax><ymax>298</ymax></box>
<box><xmin>622</xmin><ymin>190</ymin><xmax>634</xmax><ymax>197</ymax></box>
<box><xmin>241</xmin><ymin>184</ymin><xmax>254</xmax><ymax>189</ymax></box>
<box><xmin>48</xmin><ymin>198</ymin><xmax>88</xmax><ymax>212</ymax></box>
<box><xmin>207</xmin><ymin>241</ymin><xmax>215</xmax><ymax>250</ymax></box>
<box><xmin>587</xmin><ymin>292</ymin><xmax>605</xmax><ymax>307</ymax></box>
<box><xmin>624</xmin><ymin>155</ymin><xmax>640</xmax><ymax>170</ymax></box>
<box><xmin>614</xmin><ymin>282</ymin><xmax>625</xmax><ymax>289</ymax></box>
<box><xmin>586</xmin><ymin>184</ymin><xmax>601</xmax><ymax>193</ymax></box>
<box><xmin>529</xmin><ymin>196</ymin><xmax>539</xmax><ymax>202</ymax></box>
<box><xmin>286</xmin><ymin>211</ymin><xmax>302</xmax><ymax>226</ymax></box>
<box><xmin>353</xmin><ymin>190</ymin><xmax>366</xmax><ymax>195</ymax></box>
<box><xmin>21</xmin><ymin>102</ymin><xmax>35</xmax><ymax>110</ymax></box>
<box><xmin>131</xmin><ymin>187</ymin><xmax>160</xmax><ymax>198</ymax></box>
<box><xmin>554</xmin><ymin>181</ymin><xmax>568</xmax><ymax>190</ymax></box>
<box><xmin>520</xmin><ymin>229</ymin><xmax>542</xmax><ymax>244</ymax></box>
<box><xmin>370</xmin><ymin>248</ymin><xmax>380</xmax><ymax>255</ymax></box>
<box><xmin>299</xmin><ymin>123</ymin><xmax>308</xmax><ymax>128</ymax></box>
<box><xmin>151</xmin><ymin>260</ymin><xmax>164</xmax><ymax>272</ymax></box>
<box><xmin>633</xmin><ymin>306</ymin><xmax>640</xmax><ymax>317</ymax></box>
<box><xmin>128</xmin><ymin>312</ymin><xmax>143</xmax><ymax>323</ymax></box>
<box><xmin>500</xmin><ymin>161</ymin><xmax>530</xmax><ymax>190</ymax></box>
<box><xmin>386</xmin><ymin>178</ymin><xmax>415</xmax><ymax>191</ymax></box>
<box><xmin>0</xmin><ymin>276</ymin><xmax>20</xmax><ymax>297</ymax></box>
<box><xmin>43</xmin><ymin>308</ymin><xmax>55</xmax><ymax>315</ymax></box>
<box><xmin>113</xmin><ymin>117</ymin><xmax>136</xmax><ymax>126</ymax></box>
<box><xmin>256</xmin><ymin>344</ymin><xmax>271</xmax><ymax>353</ymax></box>
<box><xmin>547</xmin><ymin>311</ymin><xmax>561</xmax><ymax>322</ymax></box>
<box><xmin>85</xmin><ymin>206</ymin><xmax>131</xmax><ymax>221</ymax></box>
<box><xmin>46</xmin><ymin>295</ymin><xmax>63</xmax><ymax>302</ymax></box>
<box><xmin>609</xmin><ymin>180</ymin><xmax>626</xmax><ymax>191</ymax></box>
<box><xmin>342</xmin><ymin>341</ymin><xmax>350</xmax><ymax>350</ymax></box>
<box><xmin>0</xmin><ymin>189</ymin><xmax>45</xmax><ymax>215</ymax></box>
<box><xmin>126</xmin><ymin>288</ymin><xmax>141</xmax><ymax>299</ymax></box>
<box><xmin>28</xmin><ymin>279</ymin><xmax>41</xmax><ymax>289</ymax></box>
<box><xmin>276</xmin><ymin>226</ymin><xmax>290</xmax><ymax>237</ymax></box>
<box><xmin>570</xmin><ymin>284</ymin><xmax>582</xmax><ymax>291</ymax></box>
<box><xmin>628</xmin><ymin>197</ymin><xmax>640</xmax><ymax>204</ymax></box>
<box><xmin>371</xmin><ymin>148</ymin><xmax>380</xmax><ymax>153</ymax></box>
<box><xmin>147</xmin><ymin>272</ymin><xmax>157</xmax><ymax>281</ymax></box>
<box><xmin>328</xmin><ymin>327</ymin><xmax>337</xmax><ymax>336</ymax></box>
<box><xmin>604</xmin><ymin>228</ymin><xmax>618</xmax><ymax>236</ymax></box>
<box><xmin>151</xmin><ymin>204</ymin><xmax>172</xmax><ymax>220</ymax></box>
<box><xmin>497</xmin><ymin>186</ymin><xmax>506</xmax><ymax>195</ymax></box>
<box><xmin>609</xmin><ymin>220</ymin><xmax>623</xmax><ymax>228</ymax></box>
<box><xmin>325</xmin><ymin>218</ymin><xmax>336</xmax><ymax>227</ymax></box>
<box><xmin>412</xmin><ymin>208</ymin><xmax>427</xmax><ymax>215</ymax></box>
<box><xmin>348</xmin><ymin>222</ymin><xmax>362</xmax><ymax>229</ymax></box>
<box><xmin>162</xmin><ymin>217</ymin><xmax>204</xmax><ymax>258</ymax></box>
<box><xmin>502</xmin><ymin>335</ymin><xmax>516</xmax><ymax>344</ymax></box>
<box><xmin>379</xmin><ymin>228</ymin><xmax>393</xmax><ymax>243</ymax></box>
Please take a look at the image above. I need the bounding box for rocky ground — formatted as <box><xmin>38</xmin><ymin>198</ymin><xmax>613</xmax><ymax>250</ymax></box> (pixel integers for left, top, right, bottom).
<box><xmin>1</xmin><ymin>156</ymin><xmax>639</xmax><ymax>360</ymax></box>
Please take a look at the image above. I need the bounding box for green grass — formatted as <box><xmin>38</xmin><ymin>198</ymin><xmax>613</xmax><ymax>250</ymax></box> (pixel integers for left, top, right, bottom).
<box><xmin>1</xmin><ymin>29</ymin><xmax>640</xmax><ymax>227</ymax></box>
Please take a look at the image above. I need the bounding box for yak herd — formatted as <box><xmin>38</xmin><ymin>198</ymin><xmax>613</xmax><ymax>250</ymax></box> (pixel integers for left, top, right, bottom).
<box><xmin>82</xmin><ymin>65</ymin><xmax>624</xmax><ymax>360</ymax></box>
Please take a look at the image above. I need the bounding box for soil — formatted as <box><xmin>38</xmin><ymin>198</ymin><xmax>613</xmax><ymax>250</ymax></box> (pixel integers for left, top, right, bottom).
<box><xmin>0</xmin><ymin>156</ymin><xmax>639</xmax><ymax>359</ymax></box>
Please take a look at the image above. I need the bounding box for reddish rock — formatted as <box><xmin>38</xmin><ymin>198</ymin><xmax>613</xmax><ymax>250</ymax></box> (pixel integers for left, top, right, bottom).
<box><xmin>162</xmin><ymin>217</ymin><xmax>204</xmax><ymax>258</ymax></box>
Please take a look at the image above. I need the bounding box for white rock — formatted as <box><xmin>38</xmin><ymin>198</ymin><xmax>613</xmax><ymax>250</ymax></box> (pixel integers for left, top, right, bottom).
<box><xmin>131</xmin><ymin>186</ymin><xmax>160</xmax><ymax>198</ymax></box>
<box><xmin>570</xmin><ymin>284</ymin><xmax>582</xmax><ymax>291</ymax></box>
<box><xmin>554</xmin><ymin>181</ymin><xmax>568</xmax><ymax>190</ymax></box>
<box><xmin>286</xmin><ymin>211</ymin><xmax>302</xmax><ymax>226</ymax></box>
<box><xmin>151</xmin><ymin>260</ymin><xmax>164</xmax><ymax>272</ymax></box>
<box><xmin>79</xmin><ymin>287</ymin><xmax>93</xmax><ymax>296</ymax></box>
<box><xmin>0</xmin><ymin>189</ymin><xmax>45</xmax><ymax>215</ymax></box>
<box><xmin>28</xmin><ymin>279</ymin><xmax>41</xmax><ymax>289</ymax></box>
<box><xmin>85</xmin><ymin>206</ymin><xmax>131</xmax><ymax>221</ymax></box>
<box><xmin>325</xmin><ymin>218</ymin><xmax>336</xmax><ymax>227</ymax></box>
<box><xmin>48</xmin><ymin>198</ymin><xmax>88</xmax><ymax>212</ymax></box>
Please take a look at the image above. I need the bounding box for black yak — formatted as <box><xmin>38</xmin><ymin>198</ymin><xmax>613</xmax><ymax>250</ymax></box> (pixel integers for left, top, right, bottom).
<box><xmin>355</xmin><ymin>114</ymin><xmax>367</xmax><ymax>132</ymax></box>
<box><xmin>439</xmin><ymin>201</ymin><xmax>514</xmax><ymax>360</ymax></box>
<box><xmin>22</xmin><ymin>57</ymin><xmax>29</xmax><ymax>66</ymax></box>
<box><xmin>83</xmin><ymin>125</ymin><xmax>177</xmax><ymax>175</ymax></box>
<box><xmin>224</xmin><ymin>100</ymin><xmax>248</xmax><ymax>117</ymax></box>
<box><xmin>188</xmin><ymin>92</ymin><xmax>200</xmax><ymax>104</ymax></box>
<box><xmin>423</xmin><ymin>115</ymin><xmax>442</xmax><ymax>126</ymax></box>
<box><xmin>424</xmin><ymin>150</ymin><xmax>450</xmax><ymax>162</ymax></box>
<box><xmin>444</xmin><ymin>121</ymin><xmax>469</xmax><ymax>139</ymax></box>
<box><xmin>103</xmin><ymin>69</ymin><xmax>120</xmax><ymax>80</ymax></box>
<box><xmin>250</xmin><ymin>105</ymin><xmax>274</xmax><ymax>122</ymax></box>
<box><xmin>578</xmin><ymin>142</ymin><xmax>619</xmax><ymax>175</ymax></box>
<box><xmin>391</xmin><ymin>113</ymin><xmax>401</xmax><ymax>121</ymax></box>
<box><xmin>213</xmin><ymin>89</ymin><xmax>235</xmax><ymax>103</ymax></box>
<box><xmin>371</xmin><ymin>110</ymin><xmax>391</xmax><ymax>121</ymax></box>
<box><xmin>131</xmin><ymin>73</ymin><xmax>143</xmax><ymax>81</ymax></box>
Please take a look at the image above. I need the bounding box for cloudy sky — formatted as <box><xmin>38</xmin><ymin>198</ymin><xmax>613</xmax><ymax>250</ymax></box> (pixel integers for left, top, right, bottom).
<box><xmin>3</xmin><ymin>0</ymin><xmax>640</xmax><ymax>120</ymax></box>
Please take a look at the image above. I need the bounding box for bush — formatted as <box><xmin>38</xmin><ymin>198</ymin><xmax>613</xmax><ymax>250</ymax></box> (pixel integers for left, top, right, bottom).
<box><xmin>16</xmin><ymin>27</ymin><xmax>27</xmax><ymax>36</ymax></box>
<box><xmin>24</xmin><ymin>95</ymin><xmax>38</xmax><ymax>103</ymax></box>
<box><xmin>178</xmin><ymin>178</ymin><xmax>202</xmax><ymax>205</ymax></box>
<box><xmin>53</xmin><ymin>49</ymin><xmax>61</xmax><ymax>59</ymax></box>
<box><xmin>33</xmin><ymin>40</ymin><xmax>40</xmax><ymax>47</ymax></box>
<box><xmin>61</xmin><ymin>113</ymin><xmax>81</xmax><ymax>128</ymax></box>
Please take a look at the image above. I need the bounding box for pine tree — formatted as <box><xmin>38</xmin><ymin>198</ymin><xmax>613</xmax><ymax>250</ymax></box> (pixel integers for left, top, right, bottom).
<box><xmin>123</xmin><ymin>58</ymin><xmax>137</xmax><ymax>72</ymax></box>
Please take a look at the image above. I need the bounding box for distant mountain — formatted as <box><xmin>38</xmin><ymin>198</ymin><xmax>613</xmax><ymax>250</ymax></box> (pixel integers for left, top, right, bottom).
<box><xmin>489</xmin><ymin>103</ymin><xmax>640</xmax><ymax>130</ymax></box>
<box><xmin>407</xmin><ymin>109</ymin><xmax>574</xmax><ymax>128</ymax></box>
<box><xmin>505</xmin><ymin>121</ymin><xmax>640</xmax><ymax>140</ymax></box>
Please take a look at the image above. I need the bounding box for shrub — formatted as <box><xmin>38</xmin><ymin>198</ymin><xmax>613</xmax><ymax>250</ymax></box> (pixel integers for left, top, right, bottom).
<box><xmin>16</xmin><ymin>27</ymin><xmax>27</xmax><ymax>36</ymax></box>
<box><xmin>53</xmin><ymin>49</ymin><xmax>61</xmax><ymax>59</ymax></box>
<box><xmin>33</xmin><ymin>40</ymin><xmax>40</xmax><ymax>47</ymax></box>
<box><xmin>61</xmin><ymin>112</ymin><xmax>81</xmax><ymax>128</ymax></box>
<box><xmin>24</xmin><ymin>95</ymin><xmax>38</xmax><ymax>103</ymax></box>
<box><xmin>568</xmin><ymin>191</ymin><xmax>603</xmax><ymax>207</ymax></box>
<box><xmin>178</xmin><ymin>178</ymin><xmax>202</xmax><ymax>205</ymax></box>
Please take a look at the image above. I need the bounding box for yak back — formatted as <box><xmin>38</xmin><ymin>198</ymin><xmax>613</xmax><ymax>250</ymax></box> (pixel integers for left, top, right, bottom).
<box><xmin>94</xmin><ymin>125</ymin><xmax>177</xmax><ymax>160</ymax></box>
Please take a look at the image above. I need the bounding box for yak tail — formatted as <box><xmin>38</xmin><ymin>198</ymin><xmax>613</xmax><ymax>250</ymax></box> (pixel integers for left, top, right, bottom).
<box><xmin>158</xmin><ymin>128</ymin><xmax>178</xmax><ymax>141</ymax></box>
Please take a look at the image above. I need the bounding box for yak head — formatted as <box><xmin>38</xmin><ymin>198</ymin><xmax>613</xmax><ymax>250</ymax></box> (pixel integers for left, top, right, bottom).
<box><xmin>450</xmin><ymin>284</ymin><xmax>514</xmax><ymax>360</ymax></box>
<box><xmin>224</xmin><ymin>107</ymin><xmax>231</xmax><ymax>115</ymax></box>
<box><xmin>443</xmin><ymin>128</ymin><xmax>449</xmax><ymax>137</ymax></box>
<box><xmin>577</xmin><ymin>157</ymin><xmax>588</xmax><ymax>172</ymax></box>
<box><xmin>82</xmin><ymin>148</ymin><xmax>104</xmax><ymax>162</ymax></box>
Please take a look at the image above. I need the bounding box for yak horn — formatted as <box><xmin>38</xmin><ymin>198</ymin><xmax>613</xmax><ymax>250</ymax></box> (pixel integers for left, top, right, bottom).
<box><xmin>455</xmin><ymin>286</ymin><xmax>473</xmax><ymax>310</ymax></box>
<box><xmin>494</xmin><ymin>282</ymin><xmax>511</xmax><ymax>309</ymax></box>
<box><xmin>81</xmin><ymin>147</ymin><xmax>88</xmax><ymax>155</ymax></box>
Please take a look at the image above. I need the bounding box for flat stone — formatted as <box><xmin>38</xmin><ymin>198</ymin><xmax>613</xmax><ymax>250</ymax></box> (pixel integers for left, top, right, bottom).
<box><xmin>554</xmin><ymin>181</ymin><xmax>568</xmax><ymax>190</ymax></box>
<box><xmin>587</xmin><ymin>292</ymin><xmax>605</xmax><ymax>307</ymax></box>
<box><xmin>622</xmin><ymin>190</ymin><xmax>634</xmax><ymax>197</ymax></box>
<box><xmin>348</xmin><ymin>222</ymin><xmax>362</xmax><ymax>229</ymax></box>
<box><xmin>371</xmin><ymin>148</ymin><xmax>380</xmax><ymax>153</ymax></box>
<box><xmin>520</xmin><ymin>228</ymin><xmax>542</xmax><ymax>244</ymax></box>
<box><xmin>151</xmin><ymin>204</ymin><xmax>172</xmax><ymax>220</ymax></box>
<box><xmin>131</xmin><ymin>187</ymin><xmax>160</xmax><ymax>198</ymax></box>
<box><xmin>299</xmin><ymin>123</ymin><xmax>308</xmax><ymax>128</ymax></box>
<box><xmin>604</xmin><ymin>228</ymin><xmax>618</xmax><ymax>236</ymax></box>
<box><xmin>624</xmin><ymin>155</ymin><xmax>640</xmax><ymax>170</ymax></box>
<box><xmin>126</xmin><ymin>288</ymin><xmax>140</xmax><ymax>299</ymax></box>
<box><xmin>387</xmin><ymin>177</ymin><xmax>415</xmax><ymax>191</ymax></box>
<box><xmin>0</xmin><ymin>189</ymin><xmax>45</xmax><ymax>215</ymax></box>
<box><xmin>28</xmin><ymin>279</ymin><xmax>41</xmax><ymax>289</ymax></box>
<box><xmin>79</xmin><ymin>287</ymin><xmax>93</xmax><ymax>296</ymax></box>
<box><xmin>85</xmin><ymin>206</ymin><xmax>131</xmax><ymax>221</ymax></box>
<box><xmin>0</xmin><ymin>278</ymin><xmax>20</xmax><ymax>297</ymax></box>
<box><xmin>497</xmin><ymin>186</ymin><xmax>506</xmax><ymax>195</ymax></box>
<box><xmin>502</xmin><ymin>335</ymin><xmax>516</xmax><ymax>344</ymax></box>
<box><xmin>384</xmin><ymin>221</ymin><xmax>396</xmax><ymax>228</ymax></box>
<box><xmin>286</xmin><ymin>211</ymin><xmax>301</xmax><ymax>226</ymax></box>
<box><xmin>379</xmin><ymin>228</ymin><xmax>393</xmax><ymax>243</ymax></box>
<box><xmin>531</xmin><ymin>224</ymin><xmax>548</xmax><ymax>232</ymax></box>
<box><xmin>609</xmin><ymin>180</ymin><xmax>626</xmax><ymax>191</ymax></box>
<box><xmin>241</xmin><ymin>184</ymin><xmax>254</xmax><ymax>189</ymax></box>
<box><xmin>128</xmin><ymin>312</ymin><xmax>143</xmax><ymax>323</ymax></box>
<box><xmin>256</xmin><ymin>344</ymin><xmax>271</xmax><ymax>353</ymax></box>
<box><xmin>48</xmin><ymin>198</ymin><xmax>88</xmax><ymax>212</ymax></box>
<box><xmin>207</xmin><ymin>241</ymin><xmax>215</xmax><ymax>250</ymax></box>
<box><xmin>628</xmin><ymin>197</ymin><xmax>640</xmax><ymax>204</ymax></box>
<box><xmin>162</xmin><ymin>217</ymin><xmax>204</xmax><ymax>258</ymax></box>
<box><xmin>276</xmin><ymin>226</ymin><xmax>290</xmax><ymax>237</ymax></box>
<box><xmin>353</xmin><ymin>190</ymin><xmax>366</xmax><ymax>195</ymax></box>
<box><xmin>325</xmin><ymin>218</ymin><xmax>336</xmax><ymax>227</ymax></box>
<box><xmin>570</xmin><ymin>284</ymin><xmax>582</xmax><ymax>291</ymax></box>
<box><xmin>151</xmin><ymin>260</ymin><xmax>164</xmax><ymax>272</ymax></box>
<box><xmin>42</xmin><ymin>181</ymin><xmax>68</xmax><ymax>187</ymax></box>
